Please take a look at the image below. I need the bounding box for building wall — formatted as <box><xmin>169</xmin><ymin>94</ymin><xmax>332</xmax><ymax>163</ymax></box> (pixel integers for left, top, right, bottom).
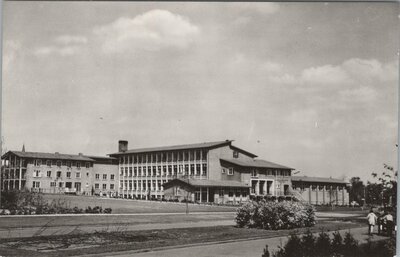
<box><xmin>27</xmin><ymin>163</ymin><xmax>94</xmax><ymax>195</ymax></box>
<box><xmin>92</xmin><ymin>163</ymin><xmax>119</xmax><ymax>197</ymax></box>
<box><xmin>208</xmin><ymin>145</ymin><xmax>254</xmax><ymax>181</ymax></box>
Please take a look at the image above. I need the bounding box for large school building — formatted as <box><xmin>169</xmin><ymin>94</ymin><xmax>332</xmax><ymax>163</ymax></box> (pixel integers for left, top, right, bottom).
<box><xmin>1</xmin><ymin>140</ymin><xmax>350</xmax><ymax>205</ymax></box>
<box><xmin>109</xmin><ymin>140</ymin><xmax>293</xmax><ymax>203</ymax></box>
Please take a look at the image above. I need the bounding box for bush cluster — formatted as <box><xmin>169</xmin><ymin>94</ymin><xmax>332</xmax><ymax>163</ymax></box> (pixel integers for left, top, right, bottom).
<box><xmin>0</xmin><ymin>190</ymin><xmax>112</xmax><ymax>215</ymax></box>
<box><xmin>263</xmin><ymin>230</ymin><xmax>396</xmax><ymax>257</ymax></box>
<box><xmin>235</xmin><ymin>200</ymin><xmax>316</xmax><ymax>230</ymax></box>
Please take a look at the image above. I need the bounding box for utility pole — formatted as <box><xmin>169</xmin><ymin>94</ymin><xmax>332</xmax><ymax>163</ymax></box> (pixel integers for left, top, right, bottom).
<box><xmin>185</xmin><ymin>171</ymin><xmax>189</xmax><ymax>215</ymax></box>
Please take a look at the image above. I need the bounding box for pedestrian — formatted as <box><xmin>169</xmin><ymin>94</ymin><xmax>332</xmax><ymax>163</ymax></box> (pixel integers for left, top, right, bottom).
<box><xmin>383</xmin><ymin>211</ymin><xmax>394</xmax><ymax>237</ymax></box>
<box><xmin>367</xmin><ymin>209</ymin><xmax>377</xmax><ymax>235</ymax></box>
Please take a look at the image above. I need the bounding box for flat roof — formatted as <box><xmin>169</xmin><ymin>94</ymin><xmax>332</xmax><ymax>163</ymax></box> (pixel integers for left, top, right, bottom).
<box><xmin>291</xmin><ymin>176</ymin><xmax>348</xmax><ymax>184</ymax></box>
<box><xmin>163</xmin><ymin>178</ymin><xmax>250</xmax><ymax>188</ymax></box>
<box><xmin>221</xmin><ymin>158</ymin><xmax>293</xmax><ymax>170</ymax></box>
<box><xmin>109</xmin><ymin>140</ymin><xmax>258</xmax><ymax>157</ymax></box>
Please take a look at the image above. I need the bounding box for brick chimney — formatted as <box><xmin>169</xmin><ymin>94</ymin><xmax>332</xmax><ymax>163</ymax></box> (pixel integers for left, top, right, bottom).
<box><xmin>119</xmin><ymin>140</ymin><xmax>128</xmax><ymax>152</ymax></box>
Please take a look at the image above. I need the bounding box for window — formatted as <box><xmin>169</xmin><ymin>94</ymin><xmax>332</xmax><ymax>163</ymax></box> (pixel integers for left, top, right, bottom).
<box><xmin>219</xmin><ymin>190</ymin><xmax>224</xmax><ymax>197</ymax></box>
<box><xmin>67</xmin><ymin>161</ymin><xmax>71</xmax><ymax>168</ymax></box>
<box><xmin>33</xmin><ymin>170</ymin><xmax>40</xmax><ymax>177</ymax></box>
<box><xmin>202</xmin><ymin>164</ymin><xmax>207</xmax><ymax>175</ymax></box>
<box><xmin>95</xmin><ymin>174</ymin><xmax>100</xmax><ymax>179</ymax></box>
<box><xmin>47</xmin><ymin>171</ymin><xmax>51</xmax><ymax>177</ymax></box>
<box><xmin>57</xmin><ymin>171</ymin><xmax>62</xmax><ymax>178</ymax></box>
<box><xmin>242</xmin><ymin>190</ymin><xmax>248</xmax><ymax>197</ymax></box>
<box><xmin>66</xmin><ymin>172</ymin><xmax>71</xmax><ymax>178</ymax></box>
<box><xmin>56</xmin><ymin>161</ymin><xmax>61</xmax><ymax>167</ymax></box>
<box><xmin>233</xmin><ymin>151</ymin><xmax>239</xmax><ymax>158</ymax></box>
<box><xmin>221</xmin><ymin>168</ymin><xmax>226</xmax><ymax>174</ymax></box>
<box><xmin>34</xmin><ymin>159</ymin><xmax>42</xmax><ymax>166</ymax></box>
<box><xmin>85</xmin><ymin>162</ymin><xmax>90</xmax><ymax>168</ymax></box>
<box><xmin>32</xmin><ymin>181</ymin><xmax>40</xmax><ymax>188</ymax></box>
<box><xmin>95</xmin><ymin>183</ymin><xmax>99</xmax><ymax>189</ymax></box>
<box><xmin>103</xmin><ymin>174</ymin><xmax>107</xmax><ymax>180</ymax></box>
<box><xmin>102</xmin><ymin>184</ymin><xmax>107</xmax><ymax>190</ymax></box>
<box><xmin>110</xmin><ymin>184</ymin><xmax>114</xmax><ymax>190</ymax></box>
<box><xmin>228</xmin><ymin>168</ymin><xmax>234</xmax><ymax>176</ymax></box>
<box><xmin>50</xmin><ymin>182</ymin><xmax>56</xmax><ymax>187</ymax></box>
<box><xmin>59</xmin><ymin>182</ymin><xmax>63</xmax><ymax>188</ymax></box>
<box><xmin>228</xmin><ymin>191</ymin><xmax>234</xmax><ymax>197</ymax></box>
<box><xmin>120</xmin><ymin>168</ymin><xmax>123</xmax><ymax>176</ymax></box>
<box><xmin>46</xmin><ymin>160</ymin><xmax>52</xmax><ymax>167</ymax></box>
<box><xmin>110</xmin><ymin>174</ymin><xmax>115</xmax><ymax>180</ymax></box>
<box><xmin>76</xmin><ymin>172</ymin><xmax>81</xmax><ymax>178</ymax></box>
<box><xmin>251</xmin><ymin>169</ymin><xmax>258</xmax><ymax>177</ymax></box>
<box><xmin>129</xmin><ymin>167</ymin><xmax>132</xmax><ymax>177</ymax></box>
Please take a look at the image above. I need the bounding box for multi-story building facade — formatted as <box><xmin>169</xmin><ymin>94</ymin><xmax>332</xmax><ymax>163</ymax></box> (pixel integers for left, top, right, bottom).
<box><xmin>109</xmin><ymin>140</ymin><xmax>293</xmax><ymax>203</ymax></box>
<box><xmin>1</xmin><ymin>140</ymin><xmax>349</xmax><ymax>206</ymax></box>
<box><xmin>1</xmin><ymin>149</ymin><xmax>118</xmax><ymax>196</ymax></box>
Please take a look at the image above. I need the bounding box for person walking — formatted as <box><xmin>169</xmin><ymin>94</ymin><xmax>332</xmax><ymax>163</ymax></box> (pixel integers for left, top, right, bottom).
<box><xmin>383</xmin><ymin>211</ymin><xmax>394</xmax><ymax>237</ymax></box>
<box><xmin>367</xmin><ymin>209</ymin><xmax>377</xmax><ymax>235</ymax></box>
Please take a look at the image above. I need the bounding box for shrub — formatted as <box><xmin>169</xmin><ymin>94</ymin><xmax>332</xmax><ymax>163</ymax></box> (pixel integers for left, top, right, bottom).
<box><xmin>268</xmin><ymin>231</ymin><xmax>393</xmax><ymax>257</ymax></box>
<box><xmin>331</xmin><ymin>231</ymin><xmax>343</xmax><ymax>254</ymax></box>
<box><xmin>301</xmin><ymin>230</ymin><xmax>316</xmax><ymax>257</ymax></box>
<box><xmin>342</xmin><ymin>232</ymin><xmax>359</xmax><ymax>257</ymax></box>
<box><xmin>235</xmin><ymin>200</ymin><xmax>316</xmax><ymax>230</ymax></box>
<box><xmin>315</xmin><ymin>231</ymin><xmax>332</xmax><ymax>257</ymax></box>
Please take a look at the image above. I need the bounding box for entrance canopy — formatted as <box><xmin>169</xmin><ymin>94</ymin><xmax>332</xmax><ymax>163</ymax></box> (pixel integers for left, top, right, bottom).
<box><xmin>163</xmin><ymin>178</ymin><xmax>250</xmax><ymax>189</ymax></box>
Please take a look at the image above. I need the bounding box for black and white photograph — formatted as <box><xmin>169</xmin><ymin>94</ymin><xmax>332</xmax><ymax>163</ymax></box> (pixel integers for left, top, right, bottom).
<box><xmin>1</xmin><ymin>1</ymin><xmax>398</xmax><ymax>256</ymax></box>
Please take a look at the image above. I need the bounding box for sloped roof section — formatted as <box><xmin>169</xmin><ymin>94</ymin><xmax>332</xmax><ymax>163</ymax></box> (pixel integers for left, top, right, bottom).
<box><xmin>109</xmin><ymin>140</ymin><xmax>235</xmax><ymax>155</ymax></box>
<box><xmin>163</xmin><ymin>178</ymin><xmax>250</xmax><ymax>188</ymax></box>
<box><xmin>221</xmin><ymin>158</ymin><xmax>293</xmax><ymax>170</ymax></box>
<box><xmin>291</xmin><ymin>176</ymin><xmax>348</xmax><ymax>184</ymax></box>
<box><xmin>4</xmin><ymin>151</ymin><xmax>95</xmax><ymax>162</ymax></box>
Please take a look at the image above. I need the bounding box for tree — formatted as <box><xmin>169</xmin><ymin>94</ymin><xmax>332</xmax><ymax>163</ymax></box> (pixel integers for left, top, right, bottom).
<box><xmin>348</xmin><ymin>177</ymin><xmax>365</xmax><ymax>204</ymax></box>
<box><xmin>370</xmin><ymin>163</ymin><xmax>397</xmax><ymax>207</ymax></box>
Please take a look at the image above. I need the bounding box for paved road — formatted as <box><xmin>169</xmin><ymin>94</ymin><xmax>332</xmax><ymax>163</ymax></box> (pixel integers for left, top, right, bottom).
<box><xmin>96</xmin><ymin>227</ymin><xmax>382</xmax><ymax>257</ymax></box>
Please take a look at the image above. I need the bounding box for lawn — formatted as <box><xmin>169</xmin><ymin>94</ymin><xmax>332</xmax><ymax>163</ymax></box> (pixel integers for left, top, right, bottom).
<box><xmin>0</xmin><ymin>220</ymin><xmax>366</xmax><ymax>257</ymax></box>
<box><xmin>42</xmin><ymin>194</ymin><xmax>237</xmax><ymax>213</ymax></box>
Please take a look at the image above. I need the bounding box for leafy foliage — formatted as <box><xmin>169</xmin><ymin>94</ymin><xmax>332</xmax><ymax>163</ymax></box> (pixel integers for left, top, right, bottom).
<box><xmin>235</xmin><ymin>200</ymin><xmax>316</xmax><ymax>230</ymax></box>
<box><xmin>264</xmin><ymin>230</ymin><xmax>394</xmax><ymax>257</ymax></box>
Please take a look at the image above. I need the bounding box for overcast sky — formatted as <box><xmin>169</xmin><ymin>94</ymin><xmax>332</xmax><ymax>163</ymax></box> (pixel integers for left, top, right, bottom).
<box><xmin>3</xmin><ymin>2</ymin><xmax>398</xmax><ymax>182</ymax></box>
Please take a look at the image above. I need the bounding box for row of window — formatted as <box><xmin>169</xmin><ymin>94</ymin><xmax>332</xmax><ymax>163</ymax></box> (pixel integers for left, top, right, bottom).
<box><xmin>294</xmin><ymin>185</ymin><xmax>343</xmax><ymax>191</ymax></box>
<box><xmin>95</xmin><ymin>174</ymin><xmax>115</xmax><ymax>180</ymax></box>
<box><xmin>119</xmin><ymin>150</ymin><xmax>208</xmax><ymax>164</ymax></box>
<box><xmin>33</xmin><ymin>170</ymin><xmax>115</xmax><ymax>180</ymax></box>
<box><xmin>33</xmin><ymin>170</ymin><xmax>87</xmax><ymax>179</ymax></box>
<box><xmin>120</xmin><ymin>164</ymin><xmax>208</xmax><ymax>177</ymax></box>
<box><xmin>250</xmin><ymin>169</ymin><xmax>291</xmax><ymax>177</ymax></box>
<box><xmin>119</xmin><ymin>180</ymin><xmax>166</xmax><ymax>191</ymax></box>
<box><xmin>94</xmin><ymin>183</ymin><xmax>115</xmax><ymax>190</ymax></box>
<box><xmin>32</xmin><ymin>159</ymin><xmax>92</xmax><ymax>168</ymax></box>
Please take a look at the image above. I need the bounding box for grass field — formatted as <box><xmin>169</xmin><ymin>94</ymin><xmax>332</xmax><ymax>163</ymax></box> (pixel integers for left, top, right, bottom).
<box><xmin>42</xmin><ymin>194</ymin><xmax>237</xmax><ymax>213</ymax></box>
<box><xmin>0</xmin><ymin>220</ymin><xmax>366</xmax><ymax>257</ymax></box>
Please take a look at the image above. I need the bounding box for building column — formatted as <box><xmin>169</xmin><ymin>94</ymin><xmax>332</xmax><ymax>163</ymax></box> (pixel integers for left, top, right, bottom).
<box><xmin>199</xmin><ymin>187</ymin><xmax>202</xmax><ymax>202</ymax></box>
<box><xmin>207</xmin><ymin>187</ymin><xmax>209</xmax><ymax>202</ymax></box>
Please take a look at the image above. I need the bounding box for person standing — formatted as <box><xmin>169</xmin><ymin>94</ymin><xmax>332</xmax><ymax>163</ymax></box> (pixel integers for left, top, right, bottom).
<box><xmin>367</xmin><ymin>209</ymin><xmax>377</xmax><ymax>235</ymax></box>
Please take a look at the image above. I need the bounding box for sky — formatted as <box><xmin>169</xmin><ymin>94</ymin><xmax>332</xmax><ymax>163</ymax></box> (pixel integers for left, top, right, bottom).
<box><xmin>2</xmin><ymin>2</ymin><xmax>399</xmax><ymax>182</ymax></box>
